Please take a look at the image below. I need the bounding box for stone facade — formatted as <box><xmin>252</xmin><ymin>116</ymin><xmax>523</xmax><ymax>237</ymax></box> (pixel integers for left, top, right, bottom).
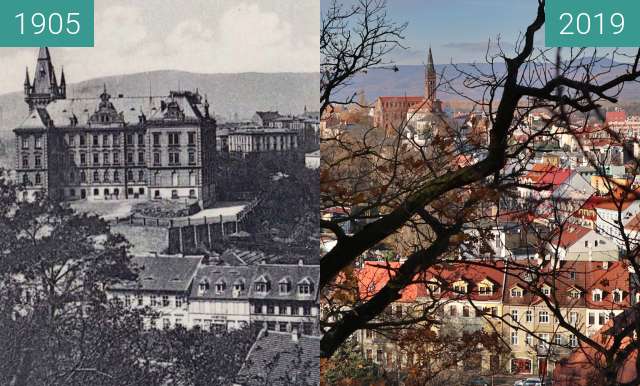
<box><xmin>14</xmin><ymin>48</ymin><xmax>217</xmax><ymax>208</ymax></box>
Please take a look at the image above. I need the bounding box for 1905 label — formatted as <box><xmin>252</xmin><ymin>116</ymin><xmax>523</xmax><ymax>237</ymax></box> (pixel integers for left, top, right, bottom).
<box><xmin>0</xmin><ymin>0</ymin><xmax>93</xmax><ymax>47</ymax></box>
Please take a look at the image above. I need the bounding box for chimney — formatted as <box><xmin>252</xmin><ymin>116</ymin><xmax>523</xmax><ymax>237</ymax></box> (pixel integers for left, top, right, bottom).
<box><xmin>291</xmin><ymin>328</ymin><xmax>299</xmax><ymax>343</ymax></box>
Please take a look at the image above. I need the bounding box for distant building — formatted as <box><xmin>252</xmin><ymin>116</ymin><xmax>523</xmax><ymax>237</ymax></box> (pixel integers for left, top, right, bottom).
<box><xmin>14</xmin><ymin>47</ymin><xmax>218</xmax><ymax>208</ymax></box>
<box><xmin>373</xmin><ymin>48</ymin><xmax>445</xmax><ymax>135</ymax></box>
<box><xmin>227</xmin><ymin>127</ymin><xmax>299</xmax><ymax>154</ymax></box>
<box><xmin>305</xmin><ymin>150</ymin><xmax>320</xmax><ymax>169</ymax></box>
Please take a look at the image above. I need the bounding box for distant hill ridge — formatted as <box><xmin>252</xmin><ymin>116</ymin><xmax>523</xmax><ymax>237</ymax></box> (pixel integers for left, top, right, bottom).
<box><xmin>335</xmin><ymin>60</ymin><xmax>640</xmax><ymax>106</ymax></box>
<box><xmin>0</xmin><ymin>70</ymin><xmax>319</xmax><ymax>135</ymax></box>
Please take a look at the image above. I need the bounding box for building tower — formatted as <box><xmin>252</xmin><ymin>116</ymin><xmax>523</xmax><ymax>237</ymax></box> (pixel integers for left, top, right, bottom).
<box><xmin>24</xmin><ymin>47</ymin><xmax>66</xmax><ymax>111</ymax></box>
<box><xmin>424</xmin><ymin>47</ymin><xmax>437</xmax><ymax>106</ymax></box>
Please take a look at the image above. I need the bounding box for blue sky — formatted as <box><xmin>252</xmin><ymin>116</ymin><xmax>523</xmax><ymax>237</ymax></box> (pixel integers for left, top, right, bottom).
<box><xmin>322</xmin><ymin>0</ymin><xmax>543</xmax><ymax>64</ymax></box>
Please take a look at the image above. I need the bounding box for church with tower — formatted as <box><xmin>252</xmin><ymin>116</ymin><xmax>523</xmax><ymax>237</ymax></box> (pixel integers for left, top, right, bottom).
<box><xmin>15</xmin><ymin>47</ymin><xmax>218</xmax><ymax>208</ymax></box>
<box><xmin>372</xmin><ymin>48</ymin><xmax>449</xmax><ymax>138</ymax></box>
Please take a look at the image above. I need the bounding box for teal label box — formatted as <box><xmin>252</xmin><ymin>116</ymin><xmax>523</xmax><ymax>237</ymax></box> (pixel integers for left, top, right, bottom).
<box><xmin>0</xmin><ymin>0</ymin><xmax>93</xmax><ymax>47</ymax></box>
<box><xmin>546</xmin><ymin>0</ymin><xmax>640</xmax><ymax>47</ymax></box>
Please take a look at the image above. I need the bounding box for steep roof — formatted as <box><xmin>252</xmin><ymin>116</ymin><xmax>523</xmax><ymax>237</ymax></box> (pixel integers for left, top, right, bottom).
<box><xmin>551</xmin><ymin>225</ymin><xmax>592</xmax><ymax>248</ymax></box>
<box><xmin>522</xmin><ymin>164</ymin><xmax>572</xmax><ymax>188</ymax></box>
<box><xmin>377</xmin><ymin>96</ymin><xmax>424</xmax><ymax>103</ymax></box>
<box><xmin>236</xmin><ymin>330</ymin><xmax>319</xmax><ymax>386</ymax></box>
<box><xmin>189</xmin><ymin>263</ymin><xmax>319</xmax><ymax>301</ymax></box>
<box><xmin>553</xmin><ymin>307</ymin><xmax>638</xmax><ymax>386</ymax></box>
<box><xmin>109</xmin><ymin>255</ymin><xmax>203</xmax><ymax>293</ymax></box>
<box><xmin>17</xmin><ymin>94</ymin><xmax>205</xmax><ymax>130</ymax></box>
<box><xmin>356</xmin><ymin>261</ymin><xmax>425</xmax><ymax>302</ymax></box>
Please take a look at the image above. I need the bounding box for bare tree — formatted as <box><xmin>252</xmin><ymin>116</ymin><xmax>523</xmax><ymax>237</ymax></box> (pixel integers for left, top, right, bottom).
<box><xmin>321</xmin><ymin>0</ymin><xmax>407</xmax><ymax>115</ymax></box>
<box><xmin>320</xmin><ymin>5</ymin><xmax>640</xmax><ymax>383</ymax></box>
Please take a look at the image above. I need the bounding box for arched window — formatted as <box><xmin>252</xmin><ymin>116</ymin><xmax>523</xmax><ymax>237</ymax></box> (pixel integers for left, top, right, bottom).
<box><xmin>22</xmin><ymin>174</ymin><xmax>29</xmax><ymax>185</ymax></box>
<box><xmin>113</xmin><ymin>170</ymin><xmax>120</xmax><ymax>182</ymax></box>
<box><xmin>138</xmin><ymin>170</ymin><xmax>144</xmax><ymax>182</ymax></box>
<box><xmin>127</xmin><ymin>170</ymin><xmax>134</xmax><ymax>181</ymax></box>
<box><xmin>80</xmin><ymin>171</ymin><xmax>86</xmax><ymax>183</ymax></box>
<box><xmin>93</xmin><ymin>171</ymin><xmax>99</xmax><ymax>182</ymax></box>
<box><xmin>103</xmin><ymin>170</ymin><xmax>110</xmax><ymax>183</ymax></box>
<box><xmin>34</xmin><ymin>173</ymin><xmax>41</xmax><ymax>185</ymax></box>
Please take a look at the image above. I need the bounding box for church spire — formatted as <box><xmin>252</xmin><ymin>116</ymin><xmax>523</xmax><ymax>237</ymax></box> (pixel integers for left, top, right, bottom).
<box><xmin>26</xmin><ymin>47</ymin><xmax>66</xmax><ymax>110</ymax></box>
<box><xmin>427</xmin><ymin>46</ymin><xmax>435</xmax><ymax>74</ymax></box>
<box><xmin>425</xmin><ymin>46</ymin><xmax>437</xmax><ymax>103</ymax></box>
<box><xmin>24</xmin><ymin>67</ymin><xmax>30</xmax><ymax>87</ymax></box>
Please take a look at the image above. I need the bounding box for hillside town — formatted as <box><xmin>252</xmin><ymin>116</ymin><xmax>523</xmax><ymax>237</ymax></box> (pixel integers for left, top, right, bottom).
<box><xmin>4</xmin><ymin>47</ymin><xmax>320</xmax><ymax>385</ymax></box>
<box><xmin>321</xmin><ymin>46</ymin><xmax>640</xmax><ymax>385</ymax></box>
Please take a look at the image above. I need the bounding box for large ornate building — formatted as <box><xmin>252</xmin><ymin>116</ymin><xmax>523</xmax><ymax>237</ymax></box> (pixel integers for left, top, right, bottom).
<box><xmin>14</xmin><ymin>48</ymin><xmax>217</xmax><ymax>208</ymax></box>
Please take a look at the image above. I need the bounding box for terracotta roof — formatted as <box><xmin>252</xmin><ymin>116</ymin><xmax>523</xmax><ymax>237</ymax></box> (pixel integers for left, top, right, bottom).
<box><xmin>502</xmin><ymin>260</ymin><xmax>629</xmax><ymax>308</ymax></box>
<box><xmin>606</xmin><ymin>110</ymin><xmax>627</xmax><ymax>123</ymax></box>
<box><xmin>522</xmin><ymin>164</ymin><xmax>572</xmax><ymax>188</ymax></box>
<box><xmin>625</xmin><ymin>213</ymin><xmax>640</xmax><ymax>232</ymax></box>
<box><xmin>377</xmin><ymin>96</ymin><xmax>423</xmax><ymax>103</ymax></box>
<box><xmin>553</xmin><ymin>308</ymin><xmax>638</xmax><ymax>386</ymax></box>
<box><xmin>356</xmin><ymin>262</ymin><xmax>425</xmax><ymax>302</ymax></box>
<box><xmin>426</xmin><ymin>262</ymin><xmax>506</xmax><ymax>301</ymax></box>
<box><xmin>551</xmin><ymin>225</ymin><xmax>591</xmax><ymax>248</ymax></box>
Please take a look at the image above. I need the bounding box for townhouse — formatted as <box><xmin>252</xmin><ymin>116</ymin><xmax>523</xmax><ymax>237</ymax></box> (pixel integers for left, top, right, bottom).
<box><xmin>106</xmin><ymin>254</ymin><xmax>320</xmax><ymax>335</ymax></box>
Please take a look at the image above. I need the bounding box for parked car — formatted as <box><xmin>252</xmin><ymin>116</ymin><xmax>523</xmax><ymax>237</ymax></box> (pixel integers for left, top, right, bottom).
<box><xmin>467</xmin><ymin>376</ymin><xmax>490</xmax><ymax>386</ymax></box>
<box><xmin>523</xmin><ymin>377</ymin><xmax>543</xmax><ymax>386</ymax></box>
<box><xmin>514</xmin><ymin>380</ymin><xmax>524</xmax><ymax>386</ymax></box>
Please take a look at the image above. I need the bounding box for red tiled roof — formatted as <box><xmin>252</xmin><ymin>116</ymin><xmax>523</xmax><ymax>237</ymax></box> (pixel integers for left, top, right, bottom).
<box><xmin>553</xmin><ymin>309</ymin><xmax>638</xmax><ymax>386</ymax></box>
<box><xmin>551</xmin><ymin>225</ymin><xmax>591</xmax><ymax>248</ymax></box>
<box><xmin>377</xmin><ymin>96</ymin><xmax>423</xmax><ymax>103</ymax></box>
<box><xmin>522</xmin><ymin>164</ymin><xmax>572</xmax><ymax>187</ymax></box>
<box><xmin>606</xmin><ymin>110</ymin><xmax>627</xmax><ymax>123</ymax></box>
<box><xmin>355</xmin><ymin>262</ymin><xmax>424</xmax><ymax>302</ymax></box>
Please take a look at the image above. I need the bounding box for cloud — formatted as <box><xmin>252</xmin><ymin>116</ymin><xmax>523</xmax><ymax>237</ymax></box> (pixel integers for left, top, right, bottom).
<box><xmin>0</xmin><ymin>1</ymin><xmax>319</xmax><ymax>95</ymax></box>
<box><xmin>160</xmin><ymin>2</ymin><xmax>318</xmax><ymax>73</ymax></box>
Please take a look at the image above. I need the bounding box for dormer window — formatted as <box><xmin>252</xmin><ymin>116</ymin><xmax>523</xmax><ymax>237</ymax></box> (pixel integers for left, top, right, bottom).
<box><xmin>568</xmin><ymin>289</ymin><xmax>581</xmax><ymax>299</ymax></box>
<box><xmin>198</xmin><ymin>279</ymin><xmax>209</xmax><ymax>294</ymax></box>
<box><xmin>478</xmin><ymin>279</ymin><xmax>494</xmax><ymax>296</ymax></box>
<box><xmin>541</xmin><ymin>285</ymin><xmax>551</xmax><ymax>296</ymax></box>
<box><xmin>511</xmin><ymin>287</ymin><xmax>523</xmax><ymax>297</ymax></box>
<box><xmin>233</xmin><ymin>279</ymin><xmax>245</xmax><ymax>292</ymax></box>
<box><xmin>592</xmin><ymin>289</ymin><xmax>603</xmax><ymax>302</ymax></box>
<box><xmin>426</xmin><ymin>281</ymin><xmax>441</xmax><ymax>295</ymax></box>
<box><xmin>279</xmin><ymin>278</ymin><xmax>291</xmax><ymax>294</ymax></box>
<box><xmin>452</xmin><ymin>280</ymin><xmax>468</xmax><ymax>294</ymax></box>
<box><xmin>254</xmin><ymin>275</ymin><xmax>270</xmax><ymax>293</ymax></box>
<box><xmin>613</xmin><ymin>289</ymin><xmax>623</xmax><ymax>303</ymax></box>
<box><xmin>298</xmin><ymin>277</ymin><xmax>314</xmax><ymax>295</ymax></box>
<box><xmin>215</xmin><ymin>279</ymin><xmax>226</xmax><ymax>294</ymax></box>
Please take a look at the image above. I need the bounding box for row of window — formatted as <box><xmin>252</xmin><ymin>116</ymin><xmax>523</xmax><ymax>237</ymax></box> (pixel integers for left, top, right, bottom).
<box><xmin>197</xmin><ymin>276</ymin><xmax>314</xmax><ymax>296</ymax></box>
<box><xmin>69</xmin><ymin>169</ymin><xmax>146</xmax><ymax>184</ymax></box>
<box><xmin>21</xmin><ymin>155</ymin><xmax>42</xmax><ymax>169</ymax></box>
<box><xmin>64</xmin><ymin>132</ymin><xmax>197</xmax><ymax>148</ymax></box>
<box><xmin>510</xmin><ymin>330</ymin><xmax>578</xmax><ymax>347</ymax></box>
<box><xmin>21</xmin><ymin>135</ymin><xmax>42</xmax><ymax>150</ymax></box>
<box><xmin>252</xmin><ymin>303</ymin><xmax>313</xmax><ymax>316</ymax></box>
<box><xmin>116</xmin><ymin>294</ymin><xmax>187</xmax><ymax>308</ymax></box>
<box><xmin>67</xmin><ymin>151</ymin><xmax>196</xmax><ymax>167</ymax></box>
<box><xmin>509</xmin><ymin>286</ymin><xmax>624</xmax><ymax>303</ymax></box>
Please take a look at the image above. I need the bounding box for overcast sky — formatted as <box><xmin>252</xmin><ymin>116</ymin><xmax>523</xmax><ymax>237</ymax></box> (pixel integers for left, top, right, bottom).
<box><xmin>0</xmin><ymin>0</ymin><xmax>319</xmax><ymax>95</ymax></box>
